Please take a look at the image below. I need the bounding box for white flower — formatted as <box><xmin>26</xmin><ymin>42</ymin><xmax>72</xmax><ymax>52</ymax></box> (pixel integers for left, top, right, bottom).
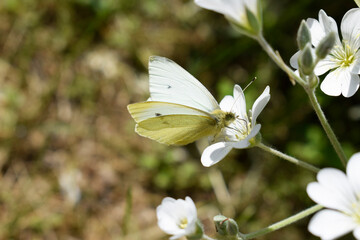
<box><xmin>194</xmin><ymin>0</ymin><xmax>261</xmax><ymax>33</ymax></box>
<box><xmin>59</xmin><ymin>168</ymin><xmax>82</xmax><ymax>206</ymax></box>
<box><xmin>290</xmin><ymin>9</ymin><xmax>360</xmax><ymax>97</ymax></box>
<box><xmin>201</xmin><ymin>85</ymin><xmax>270</xmax><ymax>167</ymax></box>
<box><xmin>157</xmin><ymin>196</ymin><xmax>199</xmax><ymax>240</ymax></box>
<box><xmin>307</xmin><ymin>153</ymin><xmax>360</xmax><ymax>239</ymax></box>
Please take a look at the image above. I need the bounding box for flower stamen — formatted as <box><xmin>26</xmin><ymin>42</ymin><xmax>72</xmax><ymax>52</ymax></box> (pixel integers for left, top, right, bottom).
<box><xmin>330</xmin><ymin>41</ymin><xmax>358</xmax><ymax>68</ymax></box>
<box><xmin>179</xmin><ymin>218</ymin><xmax>188</xmax><ymax>229</ymax></box>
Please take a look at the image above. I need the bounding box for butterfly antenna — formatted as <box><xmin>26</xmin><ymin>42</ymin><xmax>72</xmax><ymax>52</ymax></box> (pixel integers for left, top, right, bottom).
<box><xmin>243</xmin><ymin>77</ymin><xmax>256</xmax><ymax>92</ymax></box>
<box><xmin>229</xmin><ymin>77</ymin><xmax>257</xmax><ymax>112</ymax></box>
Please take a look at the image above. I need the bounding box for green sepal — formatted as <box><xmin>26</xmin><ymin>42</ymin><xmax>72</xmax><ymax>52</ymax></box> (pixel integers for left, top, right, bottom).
<box><xmin>245</xmin><ymin>7</ymin><xmax>261</xmax><ymax>35</ymax></box>
<box><xmin>316</xmin><ymin>32</ymin><xmax>336</xmax><ymax>59</ymax></box>
<box><xmin>214</xmin><ymin>215</ymin><xmax>239</xmax><ymax>238</ymax></box>
<box><xmin>299</xmin><ymin>44</ymin><xmax>315</xmax><ymax>76</ymax></box>
<box><xmin>186</xmin><ymin>220</ymin><xmax>204</xmax><ymax>240</ymax></box>
<box><xmin>297</xmin><ymin>20</ymin><xmax>311</xmax><ymax>50</ymax></box>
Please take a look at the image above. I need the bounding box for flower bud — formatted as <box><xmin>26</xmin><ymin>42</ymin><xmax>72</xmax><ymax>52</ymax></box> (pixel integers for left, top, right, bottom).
<box><xmin>316</xmin><ymin>32</ymin><xmax>336</xmax><ymax>59</ymax></box>
<box><xmin>299</xmin><ymin>44</ymin><xmax>314</xmax><ymax>76</ymax></box>
<box><xmin>297</xmin><ymin>20</ymin><xmax>311</xmax><ymax>50</ymax></box>
<box><xmin>214</xmin><ymin>215</ymin><xmax>239</xmax><ymax>237</ymax></box>
<box><xmin>308</xmin><ymin>75</ymin><xmax>319</xmax><ymax>89</ymax></box>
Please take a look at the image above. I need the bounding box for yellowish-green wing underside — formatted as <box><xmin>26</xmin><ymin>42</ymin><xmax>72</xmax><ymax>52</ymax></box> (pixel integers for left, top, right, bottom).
<box><xmin>136</xmin><ymin>114</ymin><xmax>219</xmax><ymax>145</ymax></box>
<box><xmin>127</xmin><ymin>101</ymin><xmax>213</xmax><ymax>122</ymax></box>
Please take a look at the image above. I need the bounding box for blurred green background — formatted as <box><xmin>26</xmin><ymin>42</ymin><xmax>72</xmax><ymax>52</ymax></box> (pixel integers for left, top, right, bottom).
<box><xmin>0</xmin><ymin>0</ymin><xmax>359</xmax><ymax>239</ymax></box>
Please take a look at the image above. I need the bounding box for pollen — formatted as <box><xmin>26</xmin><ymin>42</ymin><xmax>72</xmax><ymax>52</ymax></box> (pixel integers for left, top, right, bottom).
<box><xmin>331</xmin><ymin>41</ymin><xmax>357</xmax><ymax>68</ymax></box>
<box><xmin>179</xmin><ymin>218</ymin><xmax>188</xmax><ymax>229</ymax></box>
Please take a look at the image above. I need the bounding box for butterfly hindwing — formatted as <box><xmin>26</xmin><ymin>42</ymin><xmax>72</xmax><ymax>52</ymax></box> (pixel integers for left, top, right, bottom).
<box><xmin>127</xmin><ymin>101</ymin><xmax>212</xmax><ymax>122</ymax></box>
<box><xmin>136</xmin><ymin>114</ymin><xmax>219</xmax><ymax>145</ymax></box>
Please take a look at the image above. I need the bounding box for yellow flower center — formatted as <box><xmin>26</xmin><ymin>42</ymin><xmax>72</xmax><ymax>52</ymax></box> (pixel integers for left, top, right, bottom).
<box><xmin>179</xmin><ymin>218</ymin><xmax>188</xmax><ymax>229</ymax></box>
<box><xmin>331</xmin><ymin>40</ymin><xmax>357</xmax><ymax>68</ymax></box>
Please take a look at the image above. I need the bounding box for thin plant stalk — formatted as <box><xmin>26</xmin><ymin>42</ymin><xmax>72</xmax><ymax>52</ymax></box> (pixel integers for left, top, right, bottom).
<box><xmin>243</xmin><ymin>205</ymin><xmax>323</xmax><ymax>239</ymax></box>
<box><xmin>305</xmin><ymin>89</ymin><xmax>347</xmax><ymax>166</ymax></box>
<box><xmin>257</xmin><ymin>143</ymin><xmax>319</xmax><ymax>173</ymax></box>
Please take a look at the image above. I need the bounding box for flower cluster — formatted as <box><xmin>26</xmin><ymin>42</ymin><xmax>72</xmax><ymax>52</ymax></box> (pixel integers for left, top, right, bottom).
<box><xmin>291</xmin><ymin>8</ymin><xmax>360</xmax><ymax>97</ymax></box>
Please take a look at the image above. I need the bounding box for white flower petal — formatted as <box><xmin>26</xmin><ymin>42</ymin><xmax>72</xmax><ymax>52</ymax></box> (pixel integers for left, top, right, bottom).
<box><xmin>317</xmin><ymin>169</ymin><xmax>357</xmax><ymax>204</ymax></box>
<box><xmin>307</xmin><ymin>169</ymin><xmax>356</xmax><ymax>213</ymax></box>
<box><xmin>307</xmin><ymin>183</ymin><xmax>349</xmax><ymax>213</ymax></box>
<box><xmin>290</xmin><ymin>51</ymin><xmax>300</xmax><ymax>69</ymax></box>
<box><xmin>156</xmin><ymin>197</ymin><xmax>198</xmax><ymax>239</ymax></box>
<box><xmin>251</xmin><ymin>86</ymin><xmax>270</xmax><ymax>126</ymax></box>
<box><xmin>354</xmin><ymin>227</ymin><xmax>360</xmax><ymax>239</ymax></box>
<box><xmin>233</xmin><ymin>84</ymin><xmax>247</xmax><ymax>119</ymax></box>
<box><xmin>347</xmin><ymin>153</ymin><xmax>360</xmax><ymax>198</ymax></box>
<box><xmin>308</xmin><ymin>209</ymin><xmax>356</xmax><ymax>240</ymax></box>
<box><xmin>341</xmin><ymin>72</ymin><xmax>360</xmax><ymax>97</ymax></box>
<box><xmin>244</xmin><ymin>0</ymin><xmax>258</xmax><ymax>15</ymax></box>
<box><xmin>307</xmin><ymin>17</ymin><xmax>326</xmax><ymax>47</ymax></box>
<box><xmin>201</xmin><ymin>142</ymin><xmax>233</xmax><ymax>167</ymax></box>
<box><xmin>341</xmin><ymin>8</ymin><xmax>360</xmax><ymax>48</ymax></box>
<box><xmin>232</xmin><ymin>124</ymin><xmax>261</xmax><ymax>149</ymax></box>
<box><xmin>314</xmin><ymin>56</ymin><xmax>338</xmax><ymax>75</ymax></box>
<box><xmin>185</xmin><ymin>196</ymin><xmax>197</xmax><ymax>224</ymax></box>
<box><xmin>318</xmin><ymin>10</ymin><xmax>341</xmax><ymax>45</ymax></box>
<box><xmin>350</xmin><ymin>51</ymin><xmax>360</xmax><ymax>74</ymax></box>
<box><xmin>320</xmin><ymin>69</ymin><xmax>342</xmax><ymax>96</ymax></box>
<box><xmin>219</xmin><ymin>95</ymin><xmax>235</xmax><ymax>112</ymax></box>
<box><xmin>195</xmin><ymin>0</ymin><xmax>245</xmax><ymax>23</ymax></box>
<box><xmin>232</xmin><ymin>138</ymin><xmax>251</xmax><ymax>149</ymax></box>
<box><xmin>195</xmin><ymin>0</ymin><xmax>230</xmax><ymax>16</ymax></box>
<box><xmin>157</xmin><ymin>211</ymin><xmax>183</xmax><ymax>233</ymax></box>
<box><xmin>170</xmin><ymin>234</ymin><xmax>184</xmax><ymax>240</ymax></box>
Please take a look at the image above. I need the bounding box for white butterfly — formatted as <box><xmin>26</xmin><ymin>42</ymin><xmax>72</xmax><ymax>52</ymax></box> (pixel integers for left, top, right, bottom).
<box><xmin>127</xmin><ymin>56</ymin><xmax>236</xmax><ymax>145</ymax></box>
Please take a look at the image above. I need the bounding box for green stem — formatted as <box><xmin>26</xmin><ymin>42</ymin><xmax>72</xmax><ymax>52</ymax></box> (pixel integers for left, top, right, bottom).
<box><xmin>243</xmin><ymin>205</ymin><xmax>323</xmax><ymax>240</ymax></box>
<box><xmin>257</xmin><ymin>143</ymin><xmax>319</xmax><ymax>173</ymax></box>
<box><xmin>305</xmin><ymin>89</ymin><xmax>347</xmax><ymax>166</ymax></box>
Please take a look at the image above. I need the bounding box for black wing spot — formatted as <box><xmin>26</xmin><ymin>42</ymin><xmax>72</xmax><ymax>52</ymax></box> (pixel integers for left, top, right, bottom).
<box><xmin>155</xmin><ymin>113</ymin><xmax>162</xmax><ymax>116</ymax></box>
<box><xmin>167</xmin><ymin>85</ymin><xmax>171</xmax><ymax>89</ymax></box>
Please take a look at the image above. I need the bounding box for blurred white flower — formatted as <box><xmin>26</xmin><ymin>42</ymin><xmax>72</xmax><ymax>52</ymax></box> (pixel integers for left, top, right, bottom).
<box><xmin>157</xmin><ymin>196</ymin><xmax>199</xmax><ymax>240</ymax></box>
<box><xmin>307</xmin><ymin>153</ymin><xmax>360</xmax><ymax>239</ymax></box>
<box><xmin>290</xmin><ymin>9</ymin><xmax>360</xmax><ymax>97</ymax></box>
<box><xmin>84</xmin><ymin>49</ymin><xmax>119</xmax><ymax>79</ymax></box>
<box><xmin>194</xmin><ymin>0</ymin><xmax>261</xmax><ymax>35</ymax></box>
<box><xmin>59</xmin><ymin>168</ymin><xmax>82</xmax><ymax>206</ymax></box>
<box><xmin>201</xmin><ymin>85</ymin><xmax>270</xmax><ymax>167</ymax></box>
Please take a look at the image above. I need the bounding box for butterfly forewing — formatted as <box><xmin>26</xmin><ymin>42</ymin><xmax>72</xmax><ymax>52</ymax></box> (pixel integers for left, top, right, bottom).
<box><xmin>148</xmin><ymin>56</ymin><xmax>219</xmax><ymax>113</ymax></box>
